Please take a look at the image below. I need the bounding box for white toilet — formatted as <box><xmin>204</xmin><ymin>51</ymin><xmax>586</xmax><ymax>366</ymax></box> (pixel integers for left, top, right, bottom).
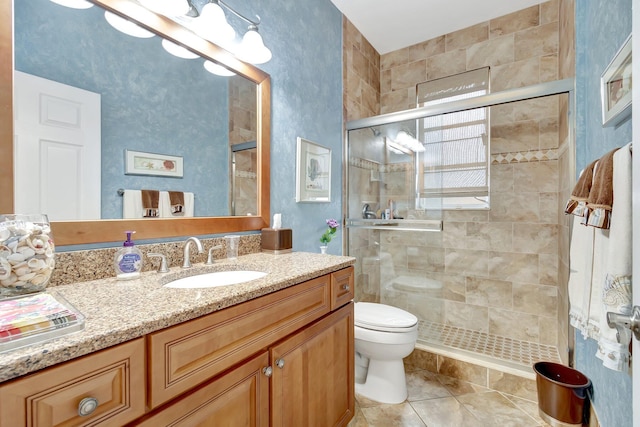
<box><xmin>354</xmin><ymin>302</ymin><xmax>418</xmax><ymax>404</ymax></box>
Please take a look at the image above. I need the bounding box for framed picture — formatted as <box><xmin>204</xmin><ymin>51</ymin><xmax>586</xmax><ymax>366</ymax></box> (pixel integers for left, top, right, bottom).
<box><xmin>296</xmin><ymin>137</ymin><xmax>331</xmax><ymax>202</ymax></box>
<box><xmin>601</xmin><ymin>34</ymin><xmax>632</xmax><ymax>127</ymax></box>
<box><xmin>125</xmin><ymin>149</ymin><xmax>183</xmax><ymax>178</ymax></box>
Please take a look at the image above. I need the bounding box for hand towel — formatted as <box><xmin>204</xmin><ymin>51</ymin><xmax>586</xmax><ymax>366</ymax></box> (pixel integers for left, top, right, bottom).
<box><xmin>159</xmin><ymin>192</ymin><xmax>195</xmax><ymax>217</ymax></box>
<box><xmin>585</xmin><ymin>147</ymin><xmax>619</xmax><ymax>228</ymax></box>
<box><xmin>168</xmin><ymin>191</ymin><xmax>185</xmax><ymax>215</ymax></box>
<box><xmin>596</xmin><ymin>143</ymin><xmax>632</xmax><ymax>372</ymax></box>
<box><xmin>123</xmin><ymin>190</ymin><xmax>143</xmax><ymax>219</ymax></box>
<box><xmin>565</xmin><ymin>159</ymin><xmax>597</xmax><ymax>217</ymax></box>
<box><xmin>141</xmin><ymin>189</ymin><xmax>160</xmax><ymax>218</ymax></box>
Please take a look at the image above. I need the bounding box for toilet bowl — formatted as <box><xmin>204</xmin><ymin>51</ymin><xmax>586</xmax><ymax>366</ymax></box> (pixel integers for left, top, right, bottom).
<box><xmin>354</xmin><ymin>302</ymin><xmax>418</xmax><ymax>404</ymax></box>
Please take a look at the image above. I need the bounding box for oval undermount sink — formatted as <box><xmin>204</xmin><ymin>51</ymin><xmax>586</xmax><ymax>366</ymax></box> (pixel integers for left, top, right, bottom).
<box><xmin>164</xmin><ymin>270</ymin><xmax>267</xmax><ymax>289</ymax></box>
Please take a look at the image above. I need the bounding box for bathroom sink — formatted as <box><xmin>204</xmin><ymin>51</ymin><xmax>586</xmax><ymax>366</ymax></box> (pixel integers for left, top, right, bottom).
<box><xmin>164</xmin><ymin>270</ymin><xmax>267</xmax><ymax>289</ymax></box>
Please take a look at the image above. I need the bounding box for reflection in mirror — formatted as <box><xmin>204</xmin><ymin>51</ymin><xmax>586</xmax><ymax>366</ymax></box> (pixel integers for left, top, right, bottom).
<box><xmin>1</xmin><ymin>0</ymin><xmax>271</xmax><ymax>245</ymax></box>
<box><xmin>14</xmin><ymin>0</ymin><xmax>257</xmax><ymax>220</ymax></box>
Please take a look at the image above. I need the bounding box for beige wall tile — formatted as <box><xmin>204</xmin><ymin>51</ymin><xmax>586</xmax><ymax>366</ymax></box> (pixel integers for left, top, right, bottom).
<box><xmin>514</xmin><ymin>161</ymin><xmax>558</xmax><ymax>193</ymax></box>
<box><xmin>405</xmin><ymin>348</ymin><xmax>438</xmax><ymax>373</ymax></box>
<box><xmin>408</xmin><ymin>296</ymin><xmax>445</xmax><ymax>323</ymax></box>
<box><xmin>390</xmin><ymin>60</ymin><xmax>427</xmax><ymax>92</ymax></box>
<box><xmin>490</xmin><ymin>164</ymin><xmax>514</xmax><ymax>193</ymax></box>
<box><xmin>539</xmin><ymin>253</ymin><xmax>559</xmax><ymax>285</ymax></box>
<box><xmin>443</xmin><ymin>209</ymin><xmax>489</xmax><ymax>222</ymax></box>
<box><xmin>488</xmin><ymin>251</ymin><xmax>539</xmax><ymax>283</ymax></box>
<box><xmin>489</xmin><ymin>308</ymin><xmax>540</xmax><ymax>341</ymax></box>
<box><xmin>427</xmin><ymin>49</ymin><xmax>467</xmax><ymax>81</ymax></box>
<box><xmin>445</xmin><ymin>300</ymin><xmax>490</xmax><ymax>332</ymax></box>
<box><xmin>442</xmin><ymin>222</ymin><xmax>466</xmax><ymax>249</ymax></box>
<box><xmin>409</xmin><ymin>36</ymin><xmax>446</xmax><ymax>61</ymax></box>
<box><xmin>514</xmin><ymin>22</ymin><xmax>559</xmax><ymax>61</ymax></box>
<box><xmin>491</xmin><ymin>120</ymin><xmax>540</xmax><ymax>153</ymax></box>
<box><xmin>408</xmin><ymin>245</ymin><xmax>445</xmax><ymax>272</ymax></box>
<box><xmin>489</xmin><ymin>192</ymin><xmax>541</xmax><ymax>222</ymax></box>
<box><xmin>513</xmin><ymin>282</ymin><xmax>558</xmax><ymax>315</ymax></box>
<box><xmin>380</xmin><ymin>68</ymin><xmax>391</xmax><ymax>94</ymax></box>
<box><xmin>466</xmin><ymin>277</ymin><xmax>513</xmax><ymax>309</ymax></box>
<box><xmin>445</xmin><ymin>248</ymin><xmax>489</xmax><ymax>276</ymax></box>
<box><xmin>490</xmin><ymin>5</ymin><xmax>539</xmax><ymax>38</ymax></box>
<box><xmin>539</xmin><ymin>314</ymin><xmax>559</xmax><ymax>346</ymax></box>
<box><xmin>513</xmin><ymin>223</ymin><xmax>558</xmax><ymax>255</ymax></box>
<box><xmin>381</xmin><ymin>48</ymin><xmax>409</xmax><ymax>70</ymax></box>
<box><xmin>491</xmin><ymin>57</ymin><xmax>540</xmax><ymax>91</ymax></box>
<box><xmin>438</xmin><ymin>355</ymin><xmax>488</xmax><ymax>386</ymax></box>
<box><xmin>488</xmin><ymin>370</ymin><xmax>538</xmax><ymax>400</ymax></box>
<box><xmin>467</xmin><ymin>35</ymin><xmax>515</xmax><ymax>69</ymax></box>
<box><xmin>446</xmin><ymin>22</ymin><xmax>489</xmax><ymax>51</ymax></box>
<box><xmin>540</xmin><ymin>53</ymin><xmax>559</xmax><ymax>82</ymax></box>
<box><xmin>540</xmin><ymin>192</ymin><xmax>559</xmax><ymax>223</ymax></box>
<box><xmin>466</xmin><ymin>222</ymin><xmax>513</xmax><ymax>252</ymax></box>
<box><xmin>541</xmin><ymin>0</ymin><xmax>560</xmax><ymax>25</ymax></box>
<box><xmin>539</xmin><ymin>115</ymin><xmax>560</xmax><ymax>149</ymax></box>
<box><xmin>559</xmin><ymin>0</ymin><xmax>575</xmax><ymax>79</ymax></box>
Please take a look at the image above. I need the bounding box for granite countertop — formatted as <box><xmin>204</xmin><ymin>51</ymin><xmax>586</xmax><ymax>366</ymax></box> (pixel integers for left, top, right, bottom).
<box><xmin>0</xmin><ymin>251</ymin><xmax>355</xmax><ymax>383</ymax></box>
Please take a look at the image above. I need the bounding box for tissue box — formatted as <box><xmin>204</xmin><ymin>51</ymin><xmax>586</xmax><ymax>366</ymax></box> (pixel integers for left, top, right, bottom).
<box><xmin>261</xmin><ymin>228</ymin><xmax>292</xmax><ymax>254</ymax></box>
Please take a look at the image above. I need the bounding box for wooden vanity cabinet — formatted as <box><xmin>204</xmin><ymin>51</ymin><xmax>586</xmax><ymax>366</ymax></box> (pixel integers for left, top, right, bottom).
<box><xmin>0</xmin><ymin>338</ymin><xmax>145</xmax><ymax>427</ymax></box>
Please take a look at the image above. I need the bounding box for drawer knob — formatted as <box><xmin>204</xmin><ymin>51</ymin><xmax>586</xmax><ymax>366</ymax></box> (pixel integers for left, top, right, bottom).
<box><xmin>276</xmin><ymin>358</ymin><xmax>285</xmax><ymax>369</ymax></box>
<box><xmin>342</xmin><ymin>284</ymin><xmax>350</xmax><ymax>291</ymax></box>
<box><xmin>262</xmin><ymin>366</ymin><xmax>273</xmax><ymax>377</ymax></box>
<box><xmin>78</xmin><ymin>397</ymin><xmax>99</xmax><ymax>417</ymax></box>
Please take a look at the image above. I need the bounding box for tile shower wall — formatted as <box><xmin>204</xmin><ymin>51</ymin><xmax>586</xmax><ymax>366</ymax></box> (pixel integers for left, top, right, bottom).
<box><xmin>344</xmin><ymin>1</ymin><xmax>575</xmax><ymax>353</ymax></box>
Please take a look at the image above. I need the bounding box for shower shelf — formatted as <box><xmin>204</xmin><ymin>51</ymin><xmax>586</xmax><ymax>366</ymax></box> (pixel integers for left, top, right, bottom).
<box><xmin>346</xmin><ymin>218</ymin><xmax>442</xmax><ymax>232</ymax></box>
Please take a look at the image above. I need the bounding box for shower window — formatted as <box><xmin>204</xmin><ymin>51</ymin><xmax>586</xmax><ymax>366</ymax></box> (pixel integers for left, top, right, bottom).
<box><xmin>417</xmin><ymin>68</ymin><xmax>490</xmax><ymax>209</ymax></box>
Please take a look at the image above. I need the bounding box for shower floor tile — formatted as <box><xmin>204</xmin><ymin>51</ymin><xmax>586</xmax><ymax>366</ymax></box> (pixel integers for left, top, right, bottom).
<box><xmin>418</xmin><ymin>320</ymin><xmax>561</xmax><ymax>367</ymax></box>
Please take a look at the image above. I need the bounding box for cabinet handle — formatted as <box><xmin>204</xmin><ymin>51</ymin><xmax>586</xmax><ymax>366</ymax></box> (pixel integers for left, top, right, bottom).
<box><xmin>342</xmin><ymin>284</ymin><xmax>350</xmax><ymax>291</ymax></box>
<box><xmin>276</xmin><ymin>358</ymin><xmax>285</xmax><ymax>369</ymax></box>
<box><xmin>262</xmin><ymin>366</ymin><xmax>273</xmax><ymax>377</ymax></box>
<box><xmin>78</xmin><ymin>397</ymin><xmax>99</xmax><ymax>417</ymax></box>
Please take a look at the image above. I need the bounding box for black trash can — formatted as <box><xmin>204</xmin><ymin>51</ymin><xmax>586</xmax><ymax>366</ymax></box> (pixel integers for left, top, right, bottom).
<box><xmin>533</xmin><ymin>362</ymin><xmax>591</xmax><ymax>427</ymax></box>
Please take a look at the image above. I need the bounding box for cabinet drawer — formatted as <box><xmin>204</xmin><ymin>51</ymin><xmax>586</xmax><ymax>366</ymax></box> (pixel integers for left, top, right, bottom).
<box><xmin>0</xmin><ymin>338</ymin><xmax>145</xmax><ymax>427</ymax></box>
<box><xmin>330</xmin><ymin>267</ymin><xmax>354</xmax><ymax>310</ymax></box>
<box><xmin>148</xmin><ymin>275</ymin><xmax>331</xmax><ymax>408</ymax></box>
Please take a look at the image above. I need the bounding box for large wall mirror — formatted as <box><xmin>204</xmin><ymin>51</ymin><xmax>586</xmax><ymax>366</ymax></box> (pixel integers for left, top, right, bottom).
<box><xmin>0</xmin><ymin>0</ymin><xmax>271</xmax><ymax>245</ymax></box>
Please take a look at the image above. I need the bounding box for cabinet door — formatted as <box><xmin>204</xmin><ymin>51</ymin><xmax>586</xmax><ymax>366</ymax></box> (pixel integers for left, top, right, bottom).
<box><xmin>330</xmin><ymin>266</ymin><xmax>354</xmax><ymax>310</ymax></box>
<box><xmin>0</xmin><ymin>338</ymin><xmax>145</xmax><ymax>427</ymax></box>
<box><xmin>270</xmin><ymin>303</ymin><xmax>354</xmax><ymax>427</ymax></box>
<box><xmin>136</xmin><ymin>352</ymin><xmax>270</xmax><ymax>427</ymax></box>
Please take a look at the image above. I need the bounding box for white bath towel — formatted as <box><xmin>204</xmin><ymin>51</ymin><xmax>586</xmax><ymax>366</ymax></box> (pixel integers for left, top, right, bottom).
<box><xmin>596</xmin><ymin>143</ymin><xmax>632</xmax><ymax>372</ymax></box>
<box><xmin>159</xmin><ymin>191</ymin><xmax>194</xmax><ymax>217</ymax></box>
<box><xmin>122</xmin><ymin>189</ymin><xmax>144</xmax><ymax>218</ymax></box>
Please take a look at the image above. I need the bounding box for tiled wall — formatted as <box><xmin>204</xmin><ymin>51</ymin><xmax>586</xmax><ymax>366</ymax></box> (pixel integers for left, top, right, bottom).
<box><xmin>344</xmin><ymin>1</ymin><xmax>575</xmax><ymax>352</ymax></box>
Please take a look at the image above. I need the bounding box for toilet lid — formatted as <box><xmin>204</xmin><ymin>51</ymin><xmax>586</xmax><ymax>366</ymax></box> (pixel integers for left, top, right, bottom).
<box><xmin>355</xmin><ymin>302</ymin><xmax>418</xmax><ymax>330</ymax></box>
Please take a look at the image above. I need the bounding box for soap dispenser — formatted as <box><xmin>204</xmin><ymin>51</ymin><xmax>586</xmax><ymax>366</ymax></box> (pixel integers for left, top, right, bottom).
<box><xmin>114</xmin><ymin>231</ymin><xmax>143</xmax><ymax>280</ymax></box>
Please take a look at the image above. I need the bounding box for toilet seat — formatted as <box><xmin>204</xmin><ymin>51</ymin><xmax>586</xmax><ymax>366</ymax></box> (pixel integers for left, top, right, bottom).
<box><xmin>355</xmin><ymin>302</ymin><xmax>418</xmax><ymax>333</ymax></box>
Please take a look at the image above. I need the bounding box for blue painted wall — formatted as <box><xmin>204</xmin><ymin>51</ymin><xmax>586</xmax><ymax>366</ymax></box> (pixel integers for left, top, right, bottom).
<box><xmin>574</xmin><ymin>0</ymin><xmax>632</xmax><ymax>426</ymax></box>
<box><xmin>15</xmin><ymin>0</ymin><xmax>229</xmax><ymax>218</ymax></box>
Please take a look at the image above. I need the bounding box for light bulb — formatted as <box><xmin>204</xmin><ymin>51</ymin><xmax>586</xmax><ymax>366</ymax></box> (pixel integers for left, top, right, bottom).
<box><xmin>192</xmin><ymin>2</ymin><xmax>236</xmax><ymax>45</ymax></box>
<box><xmin>204</xmin><ymin>60</ymin><xmax>236</xmax><ymax>76</ymax></box>
<box><xmin>138</xmin><ymin>0</ymin><xmax>190</xmax><ymax>16</ymax></box>
<box><xmin>162</xmin><ymin>39</ymin><xmax>199</xmax><ymax>59</ymax></box>
<box><xmin>104</xmin><ymin>11</ymin><xmax>156</xmax><ymax>39</ymax></box>
<box><xmin>237</xmin><ymin>27</ymin><xmax>272</xmax><ymax>64</ymax></box>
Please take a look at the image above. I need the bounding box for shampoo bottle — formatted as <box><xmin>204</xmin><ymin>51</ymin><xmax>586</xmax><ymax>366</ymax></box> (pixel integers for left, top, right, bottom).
<box><xmin>114</xmin><ymin>231</ymin><xmax>143</xmax><ymax>280</ymax></box>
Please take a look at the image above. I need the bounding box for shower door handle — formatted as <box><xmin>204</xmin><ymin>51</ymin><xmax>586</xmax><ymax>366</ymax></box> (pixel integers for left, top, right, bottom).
<box><xmin>606</xmin><ymin>306</ymin><xmax>640</xmax><ymax>342</ymax></box>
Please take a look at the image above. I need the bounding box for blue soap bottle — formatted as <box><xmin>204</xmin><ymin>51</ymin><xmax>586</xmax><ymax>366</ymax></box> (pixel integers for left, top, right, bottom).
<box><xmin>114</xmin><ymin>231</ymin><xmax>143</xmax><ymax>280</ymax></box>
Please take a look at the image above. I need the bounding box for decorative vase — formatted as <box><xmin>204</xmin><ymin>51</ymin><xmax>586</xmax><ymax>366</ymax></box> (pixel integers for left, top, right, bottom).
<box><xmin>320</xmin><ymin>245</ymin><xmax>328</xmax><ymax>254</ymax></box>
<box><xmin>0</xmin><ymin>214</ymin><xmax>55</xmax><ymax>299</ymax></box>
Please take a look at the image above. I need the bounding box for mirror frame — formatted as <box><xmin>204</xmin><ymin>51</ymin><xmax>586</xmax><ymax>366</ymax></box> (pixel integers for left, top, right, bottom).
<box><xmin>0</xmin><ymin>0</ymin><xmax>271</xmax><ymax>246</ymax></box>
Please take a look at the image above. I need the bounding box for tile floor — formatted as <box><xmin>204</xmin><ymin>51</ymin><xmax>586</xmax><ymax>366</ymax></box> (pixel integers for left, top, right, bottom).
<box><xmin>348</xmin><ymin>367</ymin><xmax>552</xmax><ymax>427</ymax></box>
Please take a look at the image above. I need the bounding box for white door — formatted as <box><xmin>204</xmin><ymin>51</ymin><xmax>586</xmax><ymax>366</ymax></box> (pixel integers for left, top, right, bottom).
<box><xmin>13</xmin><ymin>71</ymin><xmax>101</xmax><ymax>221</ymax></box>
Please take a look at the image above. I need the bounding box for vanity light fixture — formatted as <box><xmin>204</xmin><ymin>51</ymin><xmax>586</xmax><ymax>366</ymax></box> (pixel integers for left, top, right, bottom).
<box><xmin>203</xmin><ymin>60</ymin><xmax>236</xmax><ymax>76</ymax></box>
<box><xmin>191</xmin><ymin>1</ymin><xmax>236</xmax><ymax>46</ymax></box>
<box><xmin>161</xmin><ymin>39</ymin><xmax>199</xmax><ymax>59</ymax></box>
<box><xmin>104</xmin><ymin>11</ymin><xmax>156</xmax><ymax>38</ymax></box>
<box><xmin>138</xmin><ymin>0</ymin><xmax>190</xmax><ymax>17</ymax></box>
<box><xmin>49</xmin><ymin>0</ymin><xmax>94</xmax><ymax>9</ymax></box>
<box><xmin>237</xmin><ymin>24</ymin><xmax>272</xmax><ymax>65</ymax></box>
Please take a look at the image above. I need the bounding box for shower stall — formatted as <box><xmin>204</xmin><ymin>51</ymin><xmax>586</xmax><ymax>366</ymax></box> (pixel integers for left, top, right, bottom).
<box><xmin>344</xmin><ymin>78</ymin><xmax>575</xmax><ymax>375</ymax></box>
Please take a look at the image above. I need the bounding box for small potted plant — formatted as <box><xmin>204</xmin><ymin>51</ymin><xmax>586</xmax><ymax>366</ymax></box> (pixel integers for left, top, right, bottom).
<box><xmin>319</xmin><ymin>218</ymin><xmax>339</xmax><ymax>254</ymax></box>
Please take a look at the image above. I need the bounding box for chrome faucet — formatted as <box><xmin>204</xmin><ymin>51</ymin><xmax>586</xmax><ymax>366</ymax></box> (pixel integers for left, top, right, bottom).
<box><xmin>182</xmin><ymin>237</ymin><xmax>203</xmax><ymax>268</ymax></box>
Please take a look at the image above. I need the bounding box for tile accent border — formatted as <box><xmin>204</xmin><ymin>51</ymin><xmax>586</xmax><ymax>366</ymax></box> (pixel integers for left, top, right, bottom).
<box><xmin>491</xmin><ymin>148</ymin><xmax>559</xmax><ymax>164</ymax></box>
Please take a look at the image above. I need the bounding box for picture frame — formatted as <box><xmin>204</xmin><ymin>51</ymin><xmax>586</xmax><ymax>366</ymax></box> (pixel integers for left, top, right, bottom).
<box><xmin>296</xmin><ymin>137</ymin><xmax>331</xmax><ymax>202</ymax></box>
<box><xmin>125</xmin><ymin>149</ymin><xmax>184</xmax><ymax>178</ymax></box>
<box><xmin>601</xmin><ymin>34</ymin><xmax>632</xmax><ymax>127</ymax></box>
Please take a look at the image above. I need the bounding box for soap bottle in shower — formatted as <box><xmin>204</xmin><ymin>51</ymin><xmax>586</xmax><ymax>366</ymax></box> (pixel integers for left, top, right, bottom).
<box><xmin>114</xmin><ymin>231</ymin><xmax>143</xmax><ymax>280</ymax></box>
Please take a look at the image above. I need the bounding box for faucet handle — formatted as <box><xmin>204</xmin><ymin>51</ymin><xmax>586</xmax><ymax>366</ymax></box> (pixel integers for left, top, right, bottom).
<box><xmin>148</xmin><ymin>253</ymin><xmax>169</xmax><ymax>273</ymax></box>
<box><xmin>206</xmin><ymin>245</ymin><xmax>223</xmax><ymax>265</ymax></box>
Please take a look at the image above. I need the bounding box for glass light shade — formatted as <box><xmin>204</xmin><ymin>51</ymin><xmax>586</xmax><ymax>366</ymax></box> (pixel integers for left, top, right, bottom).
<box><xmin>237</xmin><ymin>28</ymin><xmax>272</xmax><ymax>64</ymax></box>
<box><xmin>204</xmin><ymin>60</ymin><xmax>236</xmax><ymax>76</ymax></box>
<box><xmin>104</xmin><ymin>11</ymin><xmax>156</xmax><ymax>39</ymax></box>
<box><xmin>49</xmin><ymin>0</ymin><xmax>94</xmax><ymax>9</ymax></box>
<box><xmin>162</xmin><ymin>39</ymin><xmax>199</xmax><ymax>59</ymax></box>
<box><xmin>138</xmin><ymin>0</ymin><xmax>190</xmax><ymax>16</ymax></box>
<box><xmin>192</xmin><ymin>2</ymin><xmax>236</xmax><ymax>44</ymax></box>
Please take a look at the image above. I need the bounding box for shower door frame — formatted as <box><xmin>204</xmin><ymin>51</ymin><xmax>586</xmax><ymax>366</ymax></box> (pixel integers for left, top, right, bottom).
<box><xmin>343</xmin><ymin>77</ymin><xmax>576</xmax><ymax>361</ymax></box>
